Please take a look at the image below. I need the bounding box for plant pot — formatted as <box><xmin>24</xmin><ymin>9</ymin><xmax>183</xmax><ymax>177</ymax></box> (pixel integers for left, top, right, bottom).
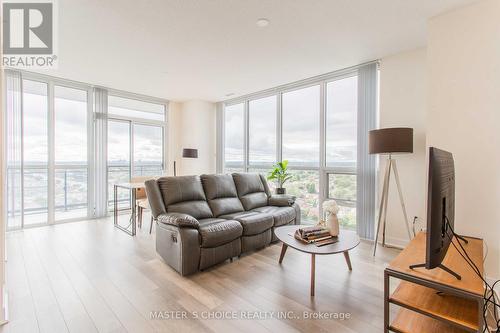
<box><xmin>276</xmin><ymin>188</ymin><xmax>286</xmax><ymax>195</ymax></box>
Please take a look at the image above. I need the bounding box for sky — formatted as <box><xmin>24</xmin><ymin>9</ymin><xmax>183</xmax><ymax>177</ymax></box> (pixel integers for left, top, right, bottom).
<box><xmin>19</xmin><ymin>80</ymin><xmax>164</xmax><ymax>165</ymax></box>
<box><xmin>225</xmin><ymin>75</ymin><xmax>358</xmax><ymax>168</ymax></box>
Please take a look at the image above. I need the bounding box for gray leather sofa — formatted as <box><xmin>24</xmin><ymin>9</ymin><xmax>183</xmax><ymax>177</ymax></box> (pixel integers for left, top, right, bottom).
<box><xmin>145</xmin><ymin>173</ymin><xmax>300</xmax><ymax>275</ymax></box>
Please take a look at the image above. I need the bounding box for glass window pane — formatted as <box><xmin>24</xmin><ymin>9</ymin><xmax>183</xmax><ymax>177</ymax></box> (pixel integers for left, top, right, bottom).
<box><xmin>54</xmin><ymin>86</ymin><xmax>88</xmax><ymax>220</ymax></box>
<box><xmin>224</xmin><ymin>167</ymin><xmax>245</xmax><ymax>173</ymax></box>
<box><xmin>23</xmin><ymin>169</ymin><xmax>48</xmax><ymax>225</ymax></box>
<box><xmin>282</xmin><ymin>85</ymin><xmax>320</xmax><ymax>167</ymax></box>
<box><xmin>326</xmin><ymin>76</ymin><xmax>358</xmax><ymax>168</ymax></box>
<box><xmin>23</xmin><ymin>80</ymin><xmax>48</xmax><ymax>164</ymax></box>
<box><xmin>224</xmin><ymin>103</ymin><xmax>244</xmax><ymax>170</ymax></box>
<box><xmin>23</xmin><ymin>80</ymin><xmax>48</xmax><ymax>225</ymax></box>
<box><xmin>55</xmin><ymin>86</ymin><xmax>88</xmax><ymax>163</ymax></box>
<box><xmin>133</xmin><ymin>124</ymin><xmax>163</xmax><ymax>176</ymax></box>
<box><xmin>249</xmin><ymin>96</ymin><xmax>276</xmax><ymax>165</ymax></box>
<box><xmin>108</xmin><ymin>120</ymin><xmax>131</xmax><ymax>209</ymax></box>
<box><xmin>55</xmin><ymin>168</ymin><xmax>88</xmax><ymax>220</ymax></box>
<box><xmin>247</xmin><ymin>167</ymin><xmax>275</xmax><ymax>193</ymax></box>
<box><xmin>286</xmin><ymin>170</ymin><xmax>319</xmax><ymax>223</ymax></box>
<box><xmin>328</xmin><ymin>173</ymin><xmax>357</xmax><ymax>230</ymax></box>
<box><xmin>337</xmin><ymin>205</ymin><xmax>356</xmax><ymax>230</ymax></box>
<box><xmin>328</xmin><ymin>174</ymin><xmax>356</xmax><ymax>201</ymax></box>
<box><xmin>108</xmin><ymin>95</ymin><xmax>165</xmax><ymax>121</ymax></box>
<box><xmin>6</xmin><ymin>168</ymin><xmax>22</xmax><ymax>229</ymax></box>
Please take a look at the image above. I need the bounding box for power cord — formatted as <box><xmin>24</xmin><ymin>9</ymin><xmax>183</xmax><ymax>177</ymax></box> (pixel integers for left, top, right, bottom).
<box><xmin>444</xmin><ymin>217</ymin><xmax>500</xmax><ymax>332</ymax></box>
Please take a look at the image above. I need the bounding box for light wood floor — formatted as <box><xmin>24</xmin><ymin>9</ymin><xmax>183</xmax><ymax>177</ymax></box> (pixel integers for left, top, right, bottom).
<box><xmin>1</xmin><ymin>215</ymin><xmax>400</xmax><ymax>333</ymax></box>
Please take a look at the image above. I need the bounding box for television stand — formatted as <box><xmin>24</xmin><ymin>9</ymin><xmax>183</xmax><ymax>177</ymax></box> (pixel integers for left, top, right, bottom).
<box><xmin>409</xmin><ymin>263</ymin><xmax>462</xmax><ymax>280</ymax></box>
<box><xmin>385</xmin><ymin>232</ymin><xmax>485</xmax><ymax>333</ymax></box>
<box><xmin>455</xmin><ymin>233</ymin><xmax>469</xmax><ymax>244</ymax></box>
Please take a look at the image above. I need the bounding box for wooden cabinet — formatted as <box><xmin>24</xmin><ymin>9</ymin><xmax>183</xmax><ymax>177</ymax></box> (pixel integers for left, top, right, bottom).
<box><xmin>384</xmin><ymin>232</ymin><xmax>485</xmax><ymax>333</ymax></box>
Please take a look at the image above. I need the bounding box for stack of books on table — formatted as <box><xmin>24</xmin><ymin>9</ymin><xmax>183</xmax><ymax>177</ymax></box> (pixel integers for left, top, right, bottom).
<box><xmin>294</xmin><ymin>226</ymin><xmax>338</xmax><ymax>247</ymax></box>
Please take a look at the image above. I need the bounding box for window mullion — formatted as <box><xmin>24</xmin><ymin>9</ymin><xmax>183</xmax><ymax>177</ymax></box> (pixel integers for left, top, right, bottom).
<box><xmin>129</xmin><ymin>122</ymin><xmax>134</xmax><ymax>179</ymax></box>
<box><xmin>47</xmin><ymin>81</ymin><xmax>55</xmax><ymax>225</ymax></box>
<box><xmin>87</xmin><ymin>86</ymin><xmax>94</xmax><ymax>219</ymax></box>
<box><xmin>319</xmin><ymin>81</ymin><xmax>327</xmax><ymax>218</ymax></box>
<box><xmin>243</xmin><ymin>100</ymin><xmax>249</xmax><ymax>172</ymax></box>
<box><xmin>276</xmin><ymin>93</ymin><xmax>282</xmax><ymax>163</ymax></box>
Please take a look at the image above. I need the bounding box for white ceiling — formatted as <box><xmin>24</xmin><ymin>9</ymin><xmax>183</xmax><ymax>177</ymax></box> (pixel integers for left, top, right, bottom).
<box><xmin>37</xmin><ymin>0</ymin><xmax>476</xmax><ymax>102</ymax></box>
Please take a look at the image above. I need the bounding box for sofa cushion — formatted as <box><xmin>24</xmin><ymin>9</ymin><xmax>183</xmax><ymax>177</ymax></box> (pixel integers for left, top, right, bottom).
<box><xmin>209</xmin><ymin>198</ymin><xmax>244</xmax><ymax>217</ymax></box>
<box><xmin>220</xmin><ymin>211</ymin><xmax>273</xmax><ymax>236</ymax></box>
<box><xmin>232</xmin><ymin>173</ymin><xmax>266</xmax><ymax>195</ymax></box>
<box><xmin>198</xmin><ymin>219</ymin><xmax>243</xmax><ymax>248</ymax></box>
<box><xmin>157</xmin><ymin>176</ymin><xmax>214</xmax><ymax>220</ymax></box>
<box><xmin>167</xmin><ymin>200</ymin><xmax>213</xmax><ymax>220</ymax></box>
<box><xmin>158</xmin><ymin>175</ymin><xmax>208</xmax><ymax>205</ymax></box>
<box><xmin>201</xmin><ymin>174</ymin><xmax>238</xmax><ymax>199</ymax></box>
<box><xmin>201</xmin><ymin>174</ymin><xmax>244</xmax><ymax>217</ymax></box>
<box><xmin>232</xmin><ymin>173</ymin><xmax>269</xmax><ymax>210</ymax></box>
<box><xmin>251</xmin><ymin>206</ymin><xmax>296</xmax><ymax>227</ymax></box>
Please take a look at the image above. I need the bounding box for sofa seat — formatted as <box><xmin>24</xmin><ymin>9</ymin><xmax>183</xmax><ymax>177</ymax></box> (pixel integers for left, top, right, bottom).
<box><xmin>198</xmin><ymin>218</ymin><xmax>243</xmax><ymax>248</ymax></box>
<box><xmin>219</xmin><ymin>211</ymin><xmax>273</xmax><ymax>236</ymax></box>
<box><xmin>252</xmin><ymin>206</ymin><xmax>296</xmax><ymax>227</ymax></box>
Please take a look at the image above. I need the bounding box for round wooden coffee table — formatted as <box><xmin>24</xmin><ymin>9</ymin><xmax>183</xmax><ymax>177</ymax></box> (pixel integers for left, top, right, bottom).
<box><xmin>274</xmin><ymin>225</ymin><xmax>360</xmax><ymax>297</ymax></box>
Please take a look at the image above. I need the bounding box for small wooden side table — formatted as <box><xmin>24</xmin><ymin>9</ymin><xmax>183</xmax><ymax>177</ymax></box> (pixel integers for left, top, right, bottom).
<box><xmin>274</xmin><ymin>225</ymin><xmax>360</xmax><ymax>297</ymax></box>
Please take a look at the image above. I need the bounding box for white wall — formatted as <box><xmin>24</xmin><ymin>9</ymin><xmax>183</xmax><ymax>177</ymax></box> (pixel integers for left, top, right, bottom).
<box><xmin>170</xmin><ymin>100</ymin><xmax>216</xmax><ymax>176</ymax></box>
<box><xmin>378</xmin><ymin>48</ymin><xmax>428</xmax><ymax>247</ymax></box>
<box><xmin>427</xmin><ymin>0</ymin><xmax>500</xmax><ymax>278</ymax></box>
<box><xmin>167</xmin><ymin>101</ymin><xmax>182</xmax><ymax>176</ymax></box>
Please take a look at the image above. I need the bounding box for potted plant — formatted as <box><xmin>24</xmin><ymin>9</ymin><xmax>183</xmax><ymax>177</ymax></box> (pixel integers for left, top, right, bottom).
<box><xmin>267</xmin><ymin>160</ymin><xmax>291</xmax><ymax>194</ymax></box>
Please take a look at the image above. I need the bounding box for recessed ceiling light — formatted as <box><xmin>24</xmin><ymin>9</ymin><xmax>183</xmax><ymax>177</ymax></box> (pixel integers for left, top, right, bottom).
<box><xmin>256</xmin><ymin>18</ymin><xmax>270</xmax><ymax>27</ymax></box>
<box><xmin>225</xmin><ymin>93</ymin><xmax>235</xmax><ymax>97</ymax></box>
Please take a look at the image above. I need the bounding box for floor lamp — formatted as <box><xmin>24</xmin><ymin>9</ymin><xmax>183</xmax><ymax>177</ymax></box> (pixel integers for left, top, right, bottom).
<box><xmin>370</xmin><ymin>127</ymin><xmax>414</xmax><ymax>256</ymax></box>
<box><xmin>173</xmin><ymin>148</ymin><xmax>198</xmax><ymax>176</ymax></box>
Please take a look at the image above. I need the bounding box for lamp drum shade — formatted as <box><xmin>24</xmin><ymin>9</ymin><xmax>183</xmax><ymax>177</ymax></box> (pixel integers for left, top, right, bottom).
<box><xmin>369</xmin><ymin>127</ymin><xmax>413</xmax><ymax>155</ymax></box>
<box><xmin>182</xmin><ymin>148</ymin><xmax>198</xmax><ymax>158</ymax></box>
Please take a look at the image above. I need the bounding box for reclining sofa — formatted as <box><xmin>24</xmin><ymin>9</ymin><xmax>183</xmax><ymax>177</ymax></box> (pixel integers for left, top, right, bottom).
<box><xmin>145</xmin><ymin>173</ymin><xmax>300</xmax><ymax>275</ymax></box>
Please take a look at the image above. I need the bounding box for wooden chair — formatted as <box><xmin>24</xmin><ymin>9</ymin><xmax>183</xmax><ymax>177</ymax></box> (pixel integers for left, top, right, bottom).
<box><xmin>131</xmin><ymin>176</ymin><xmax>155</xmax><ymax>234</ymax></box>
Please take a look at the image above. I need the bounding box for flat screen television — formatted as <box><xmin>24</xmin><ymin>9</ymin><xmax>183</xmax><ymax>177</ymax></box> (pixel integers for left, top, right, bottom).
<box><xmin>426</xmin><ymin>147</ymin><xmax>455</xmax><ymax>267</ymax></box>
<box><xmin>410</xmin><ymin>147</ymin><xmax>466</xmax><ymax>280</ymax></box>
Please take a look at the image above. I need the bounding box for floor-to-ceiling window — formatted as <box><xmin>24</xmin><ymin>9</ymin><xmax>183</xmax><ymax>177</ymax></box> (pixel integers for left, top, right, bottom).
<box><xmin>22</xmin><ymin>80</ymin><xmax>49</xmax><ymax>226</ymax></box>
<box><xmin>223</xmin><ymin>103</ymin><xmax>245</xmax><ymax>172</ymax></box>
<box><xmin>6</xmin><ymin>78</ymin><xmax>90</xmax><ymax>228</ymax></box>
<box><xmin>54</xmin><ymin>86</ymin><xmax>89</xmax><ymax>220</ymax></box>
<box><xmin>325</xmin><ymin>75</ymin><xmax>358</xmax><ymax>229</ymax></box>
<box><xmin>220</xmin><ymin>68</ymin><xmax>368</xmax><ymax>225</ymax></box>
<box><xmin>107</xmin><ymin>95</ymin><xmax>166</xmax><ymax>210</ymax></box>
<box><xmin>282</xmin><ymin>85</ymin><xmax>321</xmax><ymax>222</ymax></box>
<box><xmin>4</xmin><ymin>70</ymin><xmax>168</xmax><ymax>230</ymax></box>
<box><xmin>248</xmin><ymin>95</ymin><xmax>277</xmax><ymax>168</ymax></box>
<box><xmin>107</xmin><ymin>120</ymin><xmax>131</xmax><ymax>210</ymax></box>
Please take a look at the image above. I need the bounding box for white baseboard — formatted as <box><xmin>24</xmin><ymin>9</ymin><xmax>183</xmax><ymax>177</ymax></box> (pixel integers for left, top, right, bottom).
<box><xmin>376</xmin><ymin>236</ymin><xmax>409</xmax><ymax>249</ymax></box>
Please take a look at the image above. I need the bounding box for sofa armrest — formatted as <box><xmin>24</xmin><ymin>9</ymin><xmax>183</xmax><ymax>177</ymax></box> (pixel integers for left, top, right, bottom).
<box><xmin>145</xmin><ymin>179</ymin><xmax>167</xmax><ymax>218</ymax></box>
<box><xmin>157</xmin><ymin>213</ymin><xmax>200</xmax><ymax>229</ymax></box>
<box><xmin>269</xmin><ymin>195</ymin><xmax>296</xmax><ymax>207</ymax></box>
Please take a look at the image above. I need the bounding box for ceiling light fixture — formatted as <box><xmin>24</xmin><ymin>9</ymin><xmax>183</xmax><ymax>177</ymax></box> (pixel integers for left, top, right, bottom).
<box><xmin>225</xmin><ymin>93</ymin><xmax>235</xmax><ymax>97</ymax></box>
<box><xmin>256</xmin><ymin>18</ymin><xmax>270</xmax><ymax>27</ymax></box>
